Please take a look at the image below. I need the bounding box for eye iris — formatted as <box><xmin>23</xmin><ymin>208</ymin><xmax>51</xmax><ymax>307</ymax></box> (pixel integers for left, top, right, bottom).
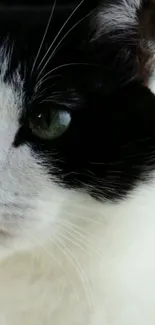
<box><xmin>36</xmin><ymin>112</ymin><xmax>49</xmax><ymax>130</ymax></box>
<box><xmin>30</xmin><ymin>108</ymin><xmax>71</xmax><ymax>140</ymax></box>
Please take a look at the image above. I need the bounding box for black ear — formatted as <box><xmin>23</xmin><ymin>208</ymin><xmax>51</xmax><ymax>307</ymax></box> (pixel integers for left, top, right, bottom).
<box><xmin>89</xmin><ymin>0</ymin><xmax>155</xmax><ymax>89</ymax></box>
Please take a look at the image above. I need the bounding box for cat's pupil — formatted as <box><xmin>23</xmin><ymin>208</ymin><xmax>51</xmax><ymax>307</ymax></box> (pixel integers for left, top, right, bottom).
<box><xmin>33</xmin><ymin>109</ymin><xmax>51</xmax><ymax>131</ymax></box>
<box><xmin>38</xmin><ymin>110</ymin><xmax>50</xmax><ymax>130</ymax></box>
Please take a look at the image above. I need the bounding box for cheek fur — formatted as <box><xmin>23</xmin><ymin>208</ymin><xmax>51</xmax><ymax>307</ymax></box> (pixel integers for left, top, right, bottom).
<box><xmin>0</xmin><ymin>3</ymin><xmax>155</xmax><ymax>325</ymax></box>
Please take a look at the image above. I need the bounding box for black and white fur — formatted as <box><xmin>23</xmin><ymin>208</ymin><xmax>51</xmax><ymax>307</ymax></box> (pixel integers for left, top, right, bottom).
<box><xmin>0</xmin><ymin>0</ymin><xmax>155</xmax><ymax>324</ymax></box>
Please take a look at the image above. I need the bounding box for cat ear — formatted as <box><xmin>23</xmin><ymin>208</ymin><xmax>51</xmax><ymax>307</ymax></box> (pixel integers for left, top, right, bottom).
<box><xmin>92</xmin><ymin>0</ymin><xmax>142</xmax><ymax>39</ymax></box>
<box><xmin>89</xmin><ymin>0</ymin><xmax>154</xmax><ymax>87</ymax></box>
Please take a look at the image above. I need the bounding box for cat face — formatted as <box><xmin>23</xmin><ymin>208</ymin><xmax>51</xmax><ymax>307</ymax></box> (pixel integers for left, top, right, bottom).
<box><xmin>0</xmin><ymin>0</ymin><xmax>155</xmax><ymax>257</ymax></box>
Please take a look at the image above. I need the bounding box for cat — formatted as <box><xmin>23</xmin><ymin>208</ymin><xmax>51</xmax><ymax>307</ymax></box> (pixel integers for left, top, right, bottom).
<box><xmin>0</xmin><ymin>0</ymin><xmax>155</xmax><ymax>324</ymax></box>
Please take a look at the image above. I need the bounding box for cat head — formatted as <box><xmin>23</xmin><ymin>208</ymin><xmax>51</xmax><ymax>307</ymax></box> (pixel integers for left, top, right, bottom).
<box><xmin>0</xmin><ymin>0</ymin><xmax>155</xmax><ymax>257</ymax></box>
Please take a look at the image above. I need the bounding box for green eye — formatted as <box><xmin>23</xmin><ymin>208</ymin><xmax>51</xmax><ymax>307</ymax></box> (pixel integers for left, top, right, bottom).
<box><xmin>29</xmin><ymin>108</ymin><xmax>71</xmax><ymax>140</ymax></box>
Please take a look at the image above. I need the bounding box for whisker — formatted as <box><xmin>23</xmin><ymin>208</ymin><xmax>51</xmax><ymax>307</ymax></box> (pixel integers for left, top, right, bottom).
<box><xmin>59</xmin><ymin>230</ymin><xmax>91</xmax><ymax>256</ymax></box>
<box><xmin>33</xmin><ymin>79</ymin><xmax>59</xmax><ymax>102</ymax></box>
<box><xmin>39</xmin><ymin>97</ymin><xmax>62</xmax><ymax>104</ymax></box>
<box><xmin>37</xmin><ymin>62</ymin><xmax>90</xmax><ymax>85</ymax></box>
<box><xmin>30</xmin><ymin>0</ymin><xmax>57</xmax><ymax>76</ymax></box>
<box><xmin>57</xmin><ymin>219</ymin><xmax>103</xmax><ymax>256</ymax></box>
<box><xmin>53</xmin><ymin>234</ymin><xmax>94</xmax><ymax>309</ymax></box>
<box><xmin>51</xmin><ymin>12</ymin><xmax>92</xmax><ymax>60</ymax></box>
<box><xmin>41</xmin><ymin>90</ymin><xmax>62</xmax><ymax>98</ymax></box>
<box><xmin>17</xmin><ymin>224</ymin><xmax>79</xmax><ymax>301</ymax></box>
<box><xmin>35</xmin><ymin>74</ymin><xmax>61</xmax><ymax>92</ymax></box>
<box><xmin>38</xmin><ymin>90</ymin><xmax>63</xmax><ymax>103</ymax></box>
<box><xmin>37</xmin><ymin>0</ymin><xmax>85</xmax><ymax>76</ymax></box>
<box><xmin>58</xmin><ymin>225</ymin><xmax>104</xmax><ymax>258</ymax></box>
<box><xmin>65</xmin><ymin>213</ymin><xmax>104</xmax><ymax>227</ymax></box>
<box><xmin>37</xmin><ymin>10</ymin><xmax>93</xmax><ymax>79</ymax></box>
<box><xmin>59</xmin><ymin>218</ymin><xmax>102</xmax><ymax>242</ymax></box>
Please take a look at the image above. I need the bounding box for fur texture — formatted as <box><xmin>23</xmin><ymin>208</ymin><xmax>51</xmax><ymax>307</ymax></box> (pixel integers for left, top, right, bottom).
<box><xmin>95</xmin><ymin>0</ymin><xmax>142</xmax><ymax>36</ymax></box>
<box><xmin>0</xmin><ymin>1</ymin><xmax>155</xmax><ymax>324</ymax></box>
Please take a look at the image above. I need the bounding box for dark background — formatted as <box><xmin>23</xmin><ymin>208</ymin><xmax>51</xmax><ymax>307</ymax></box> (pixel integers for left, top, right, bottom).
<box><xmin>0</xmin><ymin>1</ymin><xmax>80</xmax><ymax>17</ymax></box>
<box><xmin>0</xmin><ymin>0</ymin><xmax>77</xmax><ymax>5</ymax></box>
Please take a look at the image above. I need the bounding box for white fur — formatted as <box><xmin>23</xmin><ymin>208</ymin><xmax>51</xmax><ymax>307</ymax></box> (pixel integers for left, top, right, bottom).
<box><xmin>1</xmin><ymin>182</ymin><xmax>155</xmax><ymax>325</ymax></box>
<box><xmin>94</xmin><ymin>0</ymin><xmax>141</xmax><ymax>38</ymax></box>
<box><xmin>0</xmin><ymin>43</ymin><xmax>155</xmax><ymax>325</ymax></box>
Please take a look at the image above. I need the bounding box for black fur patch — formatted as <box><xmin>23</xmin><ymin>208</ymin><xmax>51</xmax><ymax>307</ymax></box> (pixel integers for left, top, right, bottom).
<box><xmin>3</xmin><ymin>1</ymin><xmax>155</xmax><ymax>200</ymax></box>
